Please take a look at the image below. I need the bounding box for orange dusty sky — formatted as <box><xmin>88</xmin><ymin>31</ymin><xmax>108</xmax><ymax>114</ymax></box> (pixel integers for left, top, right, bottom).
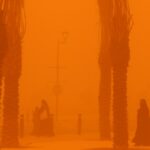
<box><xmin>20</xmin><ymin>0</ymin><xmax>150</xmax><ymax>135</ymax></box>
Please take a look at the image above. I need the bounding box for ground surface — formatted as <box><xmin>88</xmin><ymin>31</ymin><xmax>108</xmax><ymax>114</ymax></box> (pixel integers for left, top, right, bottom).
<box><xmin>1</xmin><ymin>136</ymin><xmax>150</xmax><ymax>150</ymax></box>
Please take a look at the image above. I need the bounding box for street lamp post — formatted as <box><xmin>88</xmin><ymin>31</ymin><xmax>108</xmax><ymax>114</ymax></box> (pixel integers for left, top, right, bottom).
<box><xmin>53</xmin><ymin>32</ymin><xmax>68</xmax><ymax>121</ymax></box>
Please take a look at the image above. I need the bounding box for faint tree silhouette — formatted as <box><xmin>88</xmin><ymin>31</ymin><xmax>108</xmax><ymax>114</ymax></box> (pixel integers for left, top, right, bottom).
<box><xmin>0</xmin><ymin>0</ymin><xmax>26</xmax><ymax>147</ymax></box>
<box><xmin>97</xmin><ymin>0</ymin><xmax>113</xmax><ymax>140</ymax></box>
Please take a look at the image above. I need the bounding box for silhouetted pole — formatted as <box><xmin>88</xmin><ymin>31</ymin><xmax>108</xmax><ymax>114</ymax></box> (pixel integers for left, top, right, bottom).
<box><xmin>55</xmin><ymin>39</ymin><xmax>61</xmax><ymax>120</ymax></box>
<box><xmin>77</xmin><ymin>114</ymin><xmax>82</xmax><ymax>135</ymax></box>
<box><xmin>110</xmin><ymin>0</ymin><xmax>132</xmax><ymax>148</ymax></box>
<box><xmin>98</xmin><ymin>0</ymin><xmax>113</xmax><ymax>140</ymax></box>
<box><xmin>53</xmin><ymin>32</ymin><xmax>68</xmax><ymax>121</ymax></box>
<box><xmin>1</xmin><ymin>0</ymin><xmax>26</xmax><ymax>147</ymax></box>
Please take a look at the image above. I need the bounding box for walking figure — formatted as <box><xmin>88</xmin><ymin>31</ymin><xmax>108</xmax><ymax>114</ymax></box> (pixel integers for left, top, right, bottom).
<box><xmin>78</xmin><ymin>114</ymin><xmax>82</xmax><ymax>135</ymax></box>
<box><xmin>133</xmin><ymin>99</ymin><xmax>150</xmax><ymax>146</ymax></box>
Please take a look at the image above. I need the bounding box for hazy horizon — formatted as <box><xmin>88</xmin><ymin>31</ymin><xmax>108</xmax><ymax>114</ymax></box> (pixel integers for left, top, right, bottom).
<box><xmin>18</xmin><ymin>0</ymin><xmax>150</xmax><ymax>137</ymax></box>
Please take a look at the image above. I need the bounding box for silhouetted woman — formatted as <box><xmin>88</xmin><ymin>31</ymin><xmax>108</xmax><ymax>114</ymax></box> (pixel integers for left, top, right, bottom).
<box><xmin>32</xmin><ymin>107</ymin><xmax>40</xmax><ymax>136</ymax></box>
<box><xmin>38</xmin><ymin>99</ymin><xmax>54</xmax><ymax>136</ymax></box>
<box><xmin>133</xmin><ymin>99</ymin><xmax>150</xmax><ymax>146</ymax></box>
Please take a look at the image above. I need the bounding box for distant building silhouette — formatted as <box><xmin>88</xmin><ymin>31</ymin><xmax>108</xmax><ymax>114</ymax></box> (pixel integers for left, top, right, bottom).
<box><xmin>133</xmin><ymin>99</ymin><xmax>150</xmax><ymax>146</ymax></box>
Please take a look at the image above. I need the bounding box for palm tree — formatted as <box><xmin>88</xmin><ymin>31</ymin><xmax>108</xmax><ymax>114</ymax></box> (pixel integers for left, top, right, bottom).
<box><xmin>0</xmin><ymin>10</ymin><xmax>8</xmax><ymax>113</ymax></box>
<box><xmin>97</xmin><ymin>0</ymin><xmax>113</xmax><ymax>140</ymax></box>
<box><xmin>98</xmin><ymin>0</ymin><xmax>132</xmax><ymax>148</ymax></box>
<box><xmin>110</xmin><ymin>0</ymin><xmax>132</xmax><ymax>148</ymax></box>
<box><xmin>0</xmin><ymin>0</ymin><xmax>26</xmax><ymax>147</ymax></box>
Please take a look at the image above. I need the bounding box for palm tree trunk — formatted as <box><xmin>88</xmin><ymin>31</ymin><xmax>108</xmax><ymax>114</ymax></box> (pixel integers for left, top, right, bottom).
<box><xmin>98</xmin><ymin>0</ymin><xmax>113</xmax><ymax>140</ymax></box>
<box><xmin>0</xmin><ymin>0</ymin><xmax>25</xmax><ymax>147</ymax></box>
<box><xmin>0</xmin><ymin>10</ymin><xmax>8</xmax><ymax>113</ymax></box>
<box><xmin>2</xmin><ymin>76</ymin><xmax>20</xmax><ymax>147</ymax></box>
<box><xmin>99</xmin><ymin>60</ymin><xmax>111</xmax><ymax>140</ymax></box>
<box><xmin>110</xmin><ymin>0</ymin><xmax>132</xmax><ymax>148</ymax></box>
<box><xmin>0</xmin><ymin>11</ymin><xmax>9</xmax><ymax>142</ymax></box>
<box><xmin>1</xmin><ymin>37</ymin><xmax>21</xmax><ymax>147</ymax></box>
<box><xmin>98</xmin><ymin>0</ymin><xmax>131</xmax><ymax>147</ymax></box>
<box><xmin>112</xmin><ymin>67</ymin><xmax>128</xmax><ymax>148</ymax></box>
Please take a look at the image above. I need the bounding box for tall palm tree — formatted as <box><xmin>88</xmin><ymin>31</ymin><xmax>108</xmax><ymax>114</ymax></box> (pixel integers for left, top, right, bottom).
<box><xmin>0</xmin><ymin>0</ymin><xmax>26</xmax><ymax>147</ymax></box>
<box><xmin>97</xmin><ymin>0</ymin><xmax>113</xmax><ymax>140</ymax></box>
<box><xmin>110</xmin><ymin>0</ymin><xmax>132</xmax><ymax>148</ymax></box>
<box><xmin>0</xmin><ymin>10</ymin><xmax>8</xmax><ymax>113</ymax></box>
<box><xmin>98</xmin><ymin>0</ymin><xmax>132</xmax><ymax>148</ymax></box>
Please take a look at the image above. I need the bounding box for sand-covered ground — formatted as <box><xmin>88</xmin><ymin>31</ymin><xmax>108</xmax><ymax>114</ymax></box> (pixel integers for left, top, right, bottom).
<box><xmin>1</xmin><ymin>136</ymin><xmax>150</xmax><ymax>150</ymax></box>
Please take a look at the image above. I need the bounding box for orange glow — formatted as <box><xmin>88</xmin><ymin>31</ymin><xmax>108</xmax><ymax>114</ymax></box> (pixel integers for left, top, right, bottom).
<box><xmin>1</xmin><ymin>0</ymin><xmax>150</xmax><ymax>148</ymax></box>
